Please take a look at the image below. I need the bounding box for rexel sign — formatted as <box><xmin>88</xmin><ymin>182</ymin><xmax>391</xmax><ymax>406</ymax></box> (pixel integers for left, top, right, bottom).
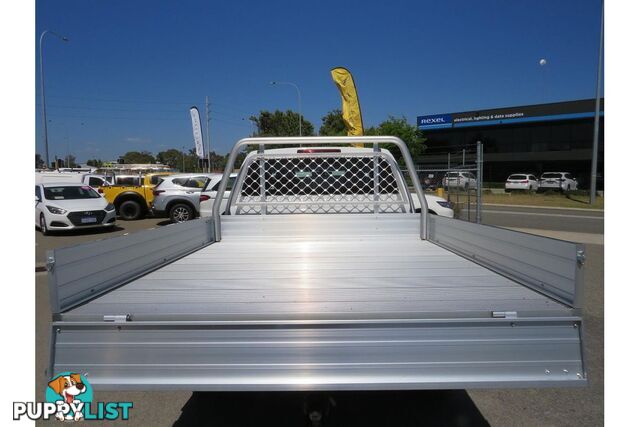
<box><xmin>417</xmin><ymin>114</ymin><xmax>453</xmax><ymax>130</ymax></box>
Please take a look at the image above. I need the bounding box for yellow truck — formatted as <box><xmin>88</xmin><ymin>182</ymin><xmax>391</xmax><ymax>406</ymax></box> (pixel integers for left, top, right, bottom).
<box><xmin>99</xmin><ymin>172</ymin><xmax>171</xmax><ymax>220</ymax></box>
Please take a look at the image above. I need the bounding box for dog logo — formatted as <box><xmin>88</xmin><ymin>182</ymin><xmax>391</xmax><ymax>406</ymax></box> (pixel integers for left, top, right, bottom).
<box><xmin>46</xmin><ymin>372</ymin><xmax>93</xmax><ymax>421</ymax></box>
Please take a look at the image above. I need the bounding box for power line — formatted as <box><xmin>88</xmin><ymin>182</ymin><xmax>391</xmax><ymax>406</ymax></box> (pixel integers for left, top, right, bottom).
<box><xmin>46</xmin><ymin>112</ymin><xmax>251</xmax><ymax>127</ymax></box>
<box><xmin>38</xmin><ymin>102</ymin><xmax>252</xmax><ymax>118</ymax></box>
<box><xmin>45</xmin><ymin>94</ymin><xmax>257</xmax><ymax>116</ymax></box>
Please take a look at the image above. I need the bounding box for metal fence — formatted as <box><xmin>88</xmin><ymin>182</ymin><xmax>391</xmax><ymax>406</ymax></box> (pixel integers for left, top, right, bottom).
<box><xmin>409</xmin><ymin>141</ymin><xmax>484</xmax><ymax>223</ymax></box>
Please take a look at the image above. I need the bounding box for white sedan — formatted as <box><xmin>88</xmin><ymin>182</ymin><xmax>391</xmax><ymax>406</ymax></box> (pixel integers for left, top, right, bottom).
<box><xmin>411</xmin><ymin>194</ymin><xmax>455</xmax><ymax>218</ymax></box>
<box><xmin>505</xmin><ymin>173</ymin><xmax>539</xmax><ymax>192</ymax></box>
<box><xmin>36</xmin><ymin>183</ymin><xmax>116</xmax><ymax>235</ymax></box>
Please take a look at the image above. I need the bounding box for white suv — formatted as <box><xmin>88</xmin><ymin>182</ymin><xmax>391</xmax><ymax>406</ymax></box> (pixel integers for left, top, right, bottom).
<box><xmin>151</xmin><ymin>173</ymin><xmax>217</xmax><ymax>223</ymax></box>
<box><xmin>505</xmin><ymin>173</ymin><xmax>539</xmax><ymax>192</ymax></box>
<box><xmin>36</xmin><ymin>183</ymin><xmax>116</xmax><ymax>235</ymax></box>
<box><xmin>443</xmin><ymin>171</ymin><xmax>477</xmax><ymax>190</ymax></box>
<box><xmin>538</xmin><ymin>172</ymin><xmax>578</xmax><ymax>192</ymax></box>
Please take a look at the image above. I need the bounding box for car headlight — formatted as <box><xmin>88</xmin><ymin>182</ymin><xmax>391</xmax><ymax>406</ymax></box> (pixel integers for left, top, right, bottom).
<box><xmin>46</xmin><ymin>206</ymin><xmax>67</xmax><ymax>215</ymax></box>
<box><xmin>105</xmin><ymin>203</ymin><xmax>115</xmax><ymax>211</ymax></box>
<box><xmin>436</xmin><ymin>201</ymin><xmax>453</xmax><ymax>209</ymax></box>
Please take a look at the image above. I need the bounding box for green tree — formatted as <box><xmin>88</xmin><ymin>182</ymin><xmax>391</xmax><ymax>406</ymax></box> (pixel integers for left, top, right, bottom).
<box><xmin>247</xmin><ymin>110</ymin><xmax>315</xmax><ymax>152</ymax></box>
<box><xmin>319</xmin><ymin>109</ymin><xmax>347</xmax><ymax>136</ymax></box>
<box><xmin>86</xmin><ymin>159</ymin><xmax>104</xmax><ymax>167</ymax></box>
<box><xmin>180</xmin><ymin>149</ymin><xmax>200</xmax><ymax>172</ymax></box>
<box><xmin>208</xmin><ymin>151</ymin><xmax>227</xmax><ymax>172</ymax></box>
<box><xmin>223</xmin><ymin>151</ymin><xmax>247</xmax><ymax>170</ymax></box>
<box><xmin>156</xmin><ymin>149</ymin><xmax>184</xmax><ymax>170</ymax></box>
<box><xmin>367</xmin><ymin>116</ymin><xmax>425</xmax><ymax>162</ymax></box>
<box><xmin>249</xmin><ymin>110</ymin><xmax>314</xmax><ymax>137</ymax></box>
<box><xmin>120</xmin><ymin>151</ymin><xmax>156</xmax><ymax>164</ymax></box>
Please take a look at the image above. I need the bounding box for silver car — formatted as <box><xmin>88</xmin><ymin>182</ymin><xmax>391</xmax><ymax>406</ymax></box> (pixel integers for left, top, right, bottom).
<box><xmin>151</xmin><ymin>173</ymin><xmax>218</xmax><ymax>222</ymax></box>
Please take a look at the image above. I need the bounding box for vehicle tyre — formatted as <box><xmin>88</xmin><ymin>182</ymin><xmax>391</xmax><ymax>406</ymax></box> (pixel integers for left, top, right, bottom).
<box><xmin>464</xmin><ymin>183</ymin><xmax>469</xmax><ymax>191</ymax></box>
<box><xmin>169</xmin><ymin>203</ymin><xmax>194</xmax><ymax>223</ymax></box>
<box><xmin>40</xmin><ymin>214</ymin><xmax>49</xmax><ymax>236</ymax></box>
<box><xmin>118</xmin><ymin>200</ymin><xmax>143</xmax><ymax>220</ymax></box>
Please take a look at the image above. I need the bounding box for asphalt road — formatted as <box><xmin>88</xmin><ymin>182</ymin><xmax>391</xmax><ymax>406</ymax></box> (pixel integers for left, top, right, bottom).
<box><xmin>458</xmin><ymin>204</ymin><xmax>604</xmax><ymax>234</ymax></box>
<box><xmin>34</xmin><ymin>208</ymin><xmax>604</xmax><ymax>426</ymax></box>
<box><xmin>35</xmin><ymin>217</ymin><xmax>170</xmax><ymax>265</ymax></box>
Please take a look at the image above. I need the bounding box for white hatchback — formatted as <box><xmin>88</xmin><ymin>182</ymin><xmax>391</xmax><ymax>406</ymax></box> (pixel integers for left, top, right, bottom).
<box><xmin>538</xmin><ymin>172</ymin><xmax>578</xmax><ymax>192</ymax></box>
<box><xmin>36</xmin><ymin>183</ymin><xmax>117</xmax><ymax>235</ymax></box>
<box><xmin>505</xmin><ymin>173</ymin><xmax>539</xmax><ymax>192</ymax></box>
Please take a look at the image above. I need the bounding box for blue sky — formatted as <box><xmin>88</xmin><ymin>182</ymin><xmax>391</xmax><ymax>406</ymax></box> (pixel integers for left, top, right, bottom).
<box><xmin>36</xmin><ymin>0</ymin><xmax>603</xmax><ymax>162</ymax></box>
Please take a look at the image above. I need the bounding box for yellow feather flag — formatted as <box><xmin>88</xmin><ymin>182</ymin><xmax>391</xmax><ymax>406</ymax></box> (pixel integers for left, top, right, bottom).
<box><xmin>330</xmin><ymin>67</ymin><xmax>364</xmax><ymax>146</ymax></box>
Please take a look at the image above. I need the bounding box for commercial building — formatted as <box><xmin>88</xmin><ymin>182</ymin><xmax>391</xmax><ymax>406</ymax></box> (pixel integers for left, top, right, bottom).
<box><xmin>416</xmin><ymin>99</ymin><xmax>604</xmax><ymax>187</ymax></box>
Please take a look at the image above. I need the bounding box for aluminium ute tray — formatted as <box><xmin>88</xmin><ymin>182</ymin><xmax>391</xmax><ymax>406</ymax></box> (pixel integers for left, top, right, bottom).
<box><xmin>63</xmin><ymin>214</ymin><xmax>571</xmax><ymax>320</ymax></box>
<box><xmin>53</xmin><ymin>214</ymin><xmax>585</xmax><ymax>390</ymax></box>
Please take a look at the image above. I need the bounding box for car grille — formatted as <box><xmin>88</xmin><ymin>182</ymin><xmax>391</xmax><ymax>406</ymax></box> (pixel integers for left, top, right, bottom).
<box><xmin>67</xmin><ymin>210</ymin><xmax>106</xmax><ymax>226</ymax></box>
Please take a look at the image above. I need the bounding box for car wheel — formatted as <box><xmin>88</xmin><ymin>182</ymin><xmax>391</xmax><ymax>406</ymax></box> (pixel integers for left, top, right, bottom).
<box><xmin>169</xmin><ymin>203</ymin><xmax>194</xmax><ymax>223</ymax></box>
<box><xmin>40</xmin><ymin>214</ymin><xmax>49</xmax><ymax>236</ymax></box>
<box><xmin>118</xmin><ymin>200</ymin><xmax>143</xmax><ymax>220</ymax></box>
<box><xmin>464</xmin><ymin>183</ymin><xmax>469</xmax><ymax>191</ymax></box>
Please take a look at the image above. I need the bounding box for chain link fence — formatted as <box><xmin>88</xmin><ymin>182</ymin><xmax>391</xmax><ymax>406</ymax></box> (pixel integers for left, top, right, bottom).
<box><xmin>408</xmin><ymin>142</ymin><xmax>484</xmax><ymax>222</ymax></box>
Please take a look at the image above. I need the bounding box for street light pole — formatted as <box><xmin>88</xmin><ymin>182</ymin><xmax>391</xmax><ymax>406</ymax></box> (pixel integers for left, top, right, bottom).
<box><xmin>205</xmin><ymin>96</ymin><xmax>212</xmax><ymax>172</ymax></box>
<box><xmin>590</xmin><ymin>0</ymin><xmax>604</xmax><ymax>205</ymax></box>
<box><xmin>39</xmin><ymin>30</ymin><xmax>69</xmax><ymax>169</ymax></box>
<box><xmin>270</xmin><ymin>81</ymin><xmax>302</xmax><ymax>136</ymax></box>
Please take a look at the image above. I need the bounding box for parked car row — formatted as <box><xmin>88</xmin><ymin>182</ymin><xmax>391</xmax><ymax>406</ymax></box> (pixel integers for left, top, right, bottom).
<box><xmin>37</xmin><ymin>161</ymin><xmax>457</xmax><ymax>235</ymax></box>
<box><xmin>505</xmin><ymin>172</ymin><xmax>578</xmax><ymax>192</ymax></box>
<box><xmin>151</xmin><ymin>173</ymin><xmax>237</xmax><ymax>222</ymax></box>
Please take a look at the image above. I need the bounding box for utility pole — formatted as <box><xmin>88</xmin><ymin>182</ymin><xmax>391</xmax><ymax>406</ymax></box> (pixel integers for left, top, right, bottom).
<box><xmin>39</xmin><ymin>30</ymin><xmax>69</xmax><ymax>169</ymax></box>
<box><xmin>205</xmin><ymin>96</ymin><xmax>212</xmax><ymax>172</ymax></box>
<box><xmin>590</xmin><ymin>0</ymin><xmax>604</xmax><ymax>205</ymax></box>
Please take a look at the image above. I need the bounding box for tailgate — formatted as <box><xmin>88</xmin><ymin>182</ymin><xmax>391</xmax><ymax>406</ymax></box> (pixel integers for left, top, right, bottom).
<box><xmin>50</xmin><ymin>318</ymin><xmax>585</xmax><ymax>391</ymax></box>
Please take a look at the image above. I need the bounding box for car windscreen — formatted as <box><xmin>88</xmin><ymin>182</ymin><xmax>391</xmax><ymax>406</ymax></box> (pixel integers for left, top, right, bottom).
<box><xmin>508</xmin><ymin>175</ymin><xmax>527</xmax><ymax>180</ymax></box>
<box><xmin>541</xmin><ymin>173</ymin><xmax>562</xmax><ymax>179</ymax></box>
<box><xmin>44</xmin><ymin>186</ymin><xmax>101</xmax><ymax>200</ymax></box>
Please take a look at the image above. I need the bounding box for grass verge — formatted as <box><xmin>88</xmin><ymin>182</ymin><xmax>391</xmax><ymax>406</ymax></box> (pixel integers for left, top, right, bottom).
<box><xmin>477</xmin><ymin>191</ymin><xmax>604</xmax><ymax>209</ymax></box>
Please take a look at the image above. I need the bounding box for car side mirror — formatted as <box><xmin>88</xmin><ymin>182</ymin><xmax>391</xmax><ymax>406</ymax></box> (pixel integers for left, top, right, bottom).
<box><xmin>35</xmin><ymin>197</ymin><xmax>40</xmax><ymax>203</ymax></box>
